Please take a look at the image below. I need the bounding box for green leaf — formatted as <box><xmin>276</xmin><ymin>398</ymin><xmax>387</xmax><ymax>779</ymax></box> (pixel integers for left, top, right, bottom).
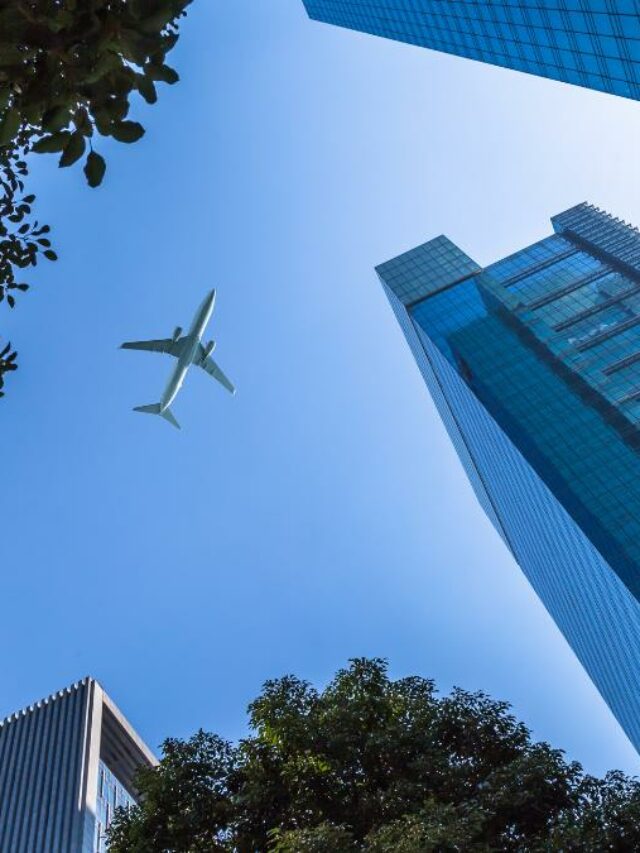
<box><xmin>84</xmin><ymin>151</ymin><xmax>106</xmax><ymax>188</ymax></box>
<box><xmin>118</xmin><ymin>28</ymin><xmax>150</xmax><ymax>65</ymax></box>
<box><xmin>43</xmin><ymin>249</ymin><xmax>58</xmax><ymax>262</ymax></box>
<box><xmin>32</xmin><ymin>132</ymin><xmax>71</xmax><ymax>154</ymax></box>
<box><xmin>59</xmin><ymin>132</ymin><xmax>86</xmax><ymax>167</ymax></box>
<box><xmin>137</xmin><ymin>76</ymin><xmax>157</xmax><ymax>104</ymax></box>
<box><xmin>111</xmin><ymin>121</ymin><xmax>145</xmax><ymax>143</ymax></box>
<box><xmin>0</xmin><ymin>45</ymin><xmax>24</xmax><ymax>67</ymax></box>
<box><xmin>92</xmin><ymin>108</ymin><xmax>112</xmax><ymax>137</ymax></box>
<box><xmin>74</xmin><ymin>107</ymin><xmax>93</xmax><ymax>137</ymax></box>
<box><xmin>42</xmin><ymin>105</ymin><xmax>71</xmax><ymax>133</ymax></box>
<box><xmin>84</xmin><ymin>51</ymin><xmax>123</xmax><ymax>84</ymax></box>
<box><xmin>105</xmin><ymin>96</ymin><xmax>130</xmax><ymax>123</ymax></box>
<box><xmin>140</xmin><ymin>10</ymin><xmax>178</xmax><ymax>34</ymax></box>
<box><xmin>0</xmin><ymin>108</ymin><xmax>20</xmax><ymax>147</ymax></box>
<box><xmin>146</xmin><ymin>64</ymin><xmax>179</xmax><ymax>84</ymax></box>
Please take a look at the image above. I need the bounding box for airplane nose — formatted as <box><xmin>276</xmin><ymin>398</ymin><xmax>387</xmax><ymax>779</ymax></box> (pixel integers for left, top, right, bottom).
<box><xmin>199</xmin><ymin>288</ymin><xmax>216</xmax><ymax>317</ymax></box>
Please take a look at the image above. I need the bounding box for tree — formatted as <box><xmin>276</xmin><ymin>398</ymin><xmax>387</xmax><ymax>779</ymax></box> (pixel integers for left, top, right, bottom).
<box><xmin>0</xmin><ymin>0</ymin><xmax>192</xmax><ymax>397</ymax></box>
<box><xmin>0</xmin><ymin>339</ymin><xmax>17</xmax><ymax>397</ymax></box>
<box><xmin>0</xmin><ymin>135</ymin><xmax>54</xmax><ymax>310</ymax></box>
<box><xmin>107</xmin><ymin>658</ymin><xmax>640</xmax><ymax>852</ymax></box>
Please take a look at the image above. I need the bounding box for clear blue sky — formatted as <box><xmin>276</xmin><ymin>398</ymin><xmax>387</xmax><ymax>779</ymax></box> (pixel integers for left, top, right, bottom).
<box><xmin>2</xmin><ymin>1</ymin><xmax>640</xmax><ymax>776</ymax></box>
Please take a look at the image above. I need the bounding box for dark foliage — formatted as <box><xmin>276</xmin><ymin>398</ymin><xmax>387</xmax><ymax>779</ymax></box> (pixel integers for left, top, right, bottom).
<box><xmin>107</xmin><ymin>658</ymin><xmax>640</xmax><ymax>852</ymax></box>
<box><xmin>0</xmin><ymin>136</ymin><xmax>54</xmax><ymax>308</ymax></box>
<box><xmin>0</xmin><ymin>0</ymin><xmax>191</xmax><ymax>181</ymax></box>
<box><xmin>0</xmin><ymin>338</ymin><xmax>17</xmax><ymax>396</ymax></box>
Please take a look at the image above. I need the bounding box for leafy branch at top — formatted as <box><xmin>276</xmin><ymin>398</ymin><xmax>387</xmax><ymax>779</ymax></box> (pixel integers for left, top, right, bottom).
<box><xmin>0</xmin><ymin>0</ymin><xmax>192</xmax><ymax>187</ymax></box>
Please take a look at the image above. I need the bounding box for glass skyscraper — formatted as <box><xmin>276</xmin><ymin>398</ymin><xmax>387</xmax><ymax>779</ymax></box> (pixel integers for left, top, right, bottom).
<box><xmin>0</xmin><ymin>677</ymin><xmax>156</xmax><ymax>852</ymax></box>
<box><xmin>303</xmin><ymin>1</ymin><xmax>640</xmax><ymax>101</ymax></box>
<box><xmin>377</xmin><ymin>203</ymin><xmax>640</xmax><ymax>751</ymax></box>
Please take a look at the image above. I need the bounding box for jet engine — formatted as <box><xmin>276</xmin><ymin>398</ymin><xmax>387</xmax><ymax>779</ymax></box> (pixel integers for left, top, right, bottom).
<box><xmin>203</xmin><ymin>340</ymin><xmax>216</xmax><ymax>358</ymax></box>
<box><xmin>172</xmin><ymin>326</ymin><xmax>182</xmax><ymax>342</ymax></box>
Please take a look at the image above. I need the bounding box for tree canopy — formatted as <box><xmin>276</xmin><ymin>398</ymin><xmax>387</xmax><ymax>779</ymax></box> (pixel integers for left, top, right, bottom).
<box><xmin>0</xmin><ymin>0</ymin><xmax>192</xmax><ymax>397</ymax></box>
<box><xmin>107</xmin><ymin>658</ymin><xmax>640</xmax><ymax>852</ymax></box>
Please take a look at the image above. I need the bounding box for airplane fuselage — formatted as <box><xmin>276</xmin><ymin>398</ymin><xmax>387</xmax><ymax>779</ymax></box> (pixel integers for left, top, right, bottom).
<box><xmin>159</xmin><ymin>290</ymin><xmax>216</xmax><ymax>412</ymax></box>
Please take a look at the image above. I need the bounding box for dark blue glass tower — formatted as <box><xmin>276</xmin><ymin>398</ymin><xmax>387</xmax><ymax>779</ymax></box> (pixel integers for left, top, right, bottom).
<box><xmin>377</xmin><ymin>203</ymin><xmax>640</xmax><ymax>751</ymax></box>
<box><xmin>303</xmin><ymin>1</ymin><xmax>640</xmax><ymax>101</ymax></box>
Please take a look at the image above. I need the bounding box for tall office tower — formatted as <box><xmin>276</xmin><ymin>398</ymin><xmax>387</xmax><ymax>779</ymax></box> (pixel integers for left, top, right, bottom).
<box><xmin>303</xmin><ymin>1</ymin><xmax>640</xmax><ymax>101</ymax></box>
<box><xmin>0</xmin><ymin>677</ymin><xmax>156</xmax><ymax>852</ymax></box>
<box><xmin>378</xmin><ymin>203</ymin><xmax>640</xmax><ymax>751</ymax></box>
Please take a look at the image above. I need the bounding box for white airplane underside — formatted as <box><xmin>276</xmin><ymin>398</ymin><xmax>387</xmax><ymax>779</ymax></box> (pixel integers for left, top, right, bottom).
<box><xmin>121</xmin><ymin>289</ymin><xmax>235</xmax><ymax>429</ymax></box>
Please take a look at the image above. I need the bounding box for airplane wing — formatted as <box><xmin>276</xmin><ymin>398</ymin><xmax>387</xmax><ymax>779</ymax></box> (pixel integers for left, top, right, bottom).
<box><xmin>194</xmin><ymin>345</ymin><xmax>235</xmax><ymax>394</ymax></box>
<box><xmin>121</xmin><ymin>338</ymin><xmax>186</xmax><ymax>357</ymax></box>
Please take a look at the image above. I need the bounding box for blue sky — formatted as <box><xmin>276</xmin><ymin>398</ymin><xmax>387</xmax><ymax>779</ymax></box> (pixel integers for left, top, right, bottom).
<box><xmin>2</xmin><ymin>1</ymin><xmax>640</xmax><ymax>776</ymax></box>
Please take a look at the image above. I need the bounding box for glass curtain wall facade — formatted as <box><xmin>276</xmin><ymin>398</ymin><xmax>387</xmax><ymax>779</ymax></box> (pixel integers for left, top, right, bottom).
<box><xmin>94</xmin><ymin>761</ymin><xmax>136</xmax><ymax>853</ymax></box>
<box><xmin>377</xmin><ymin>203</ymin><xmax>640</xmax><ymax>751</ymax></box>
<box><xmin>303</xmin><ymin>1</ymin><xmax>640</xmax><ymax>101</ymax></box>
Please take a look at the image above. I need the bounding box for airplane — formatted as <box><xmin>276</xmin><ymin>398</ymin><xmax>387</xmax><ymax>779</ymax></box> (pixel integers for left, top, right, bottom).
<box><xmin>120</xmin><ymin>289</ymin><xmax>235</xmax><ymax>429</ymax></box>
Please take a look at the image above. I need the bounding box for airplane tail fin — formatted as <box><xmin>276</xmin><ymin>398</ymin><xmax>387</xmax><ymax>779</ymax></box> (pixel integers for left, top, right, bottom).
<box><xmin>133</xmin><ymin>403</ymin><xmax>181</xmax><ymax>430</ymax></box>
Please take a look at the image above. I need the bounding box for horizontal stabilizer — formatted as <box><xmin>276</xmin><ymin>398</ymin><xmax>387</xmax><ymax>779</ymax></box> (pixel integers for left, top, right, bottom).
<box><xmin>133</xmin><ymin>403</ymin><xmax>180</xmax><ymax>430</ymax></box>
<box><xmin>133</xmin><ymin>403</ymin><xmax>161</xmax><ymax>415</ymax></box>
